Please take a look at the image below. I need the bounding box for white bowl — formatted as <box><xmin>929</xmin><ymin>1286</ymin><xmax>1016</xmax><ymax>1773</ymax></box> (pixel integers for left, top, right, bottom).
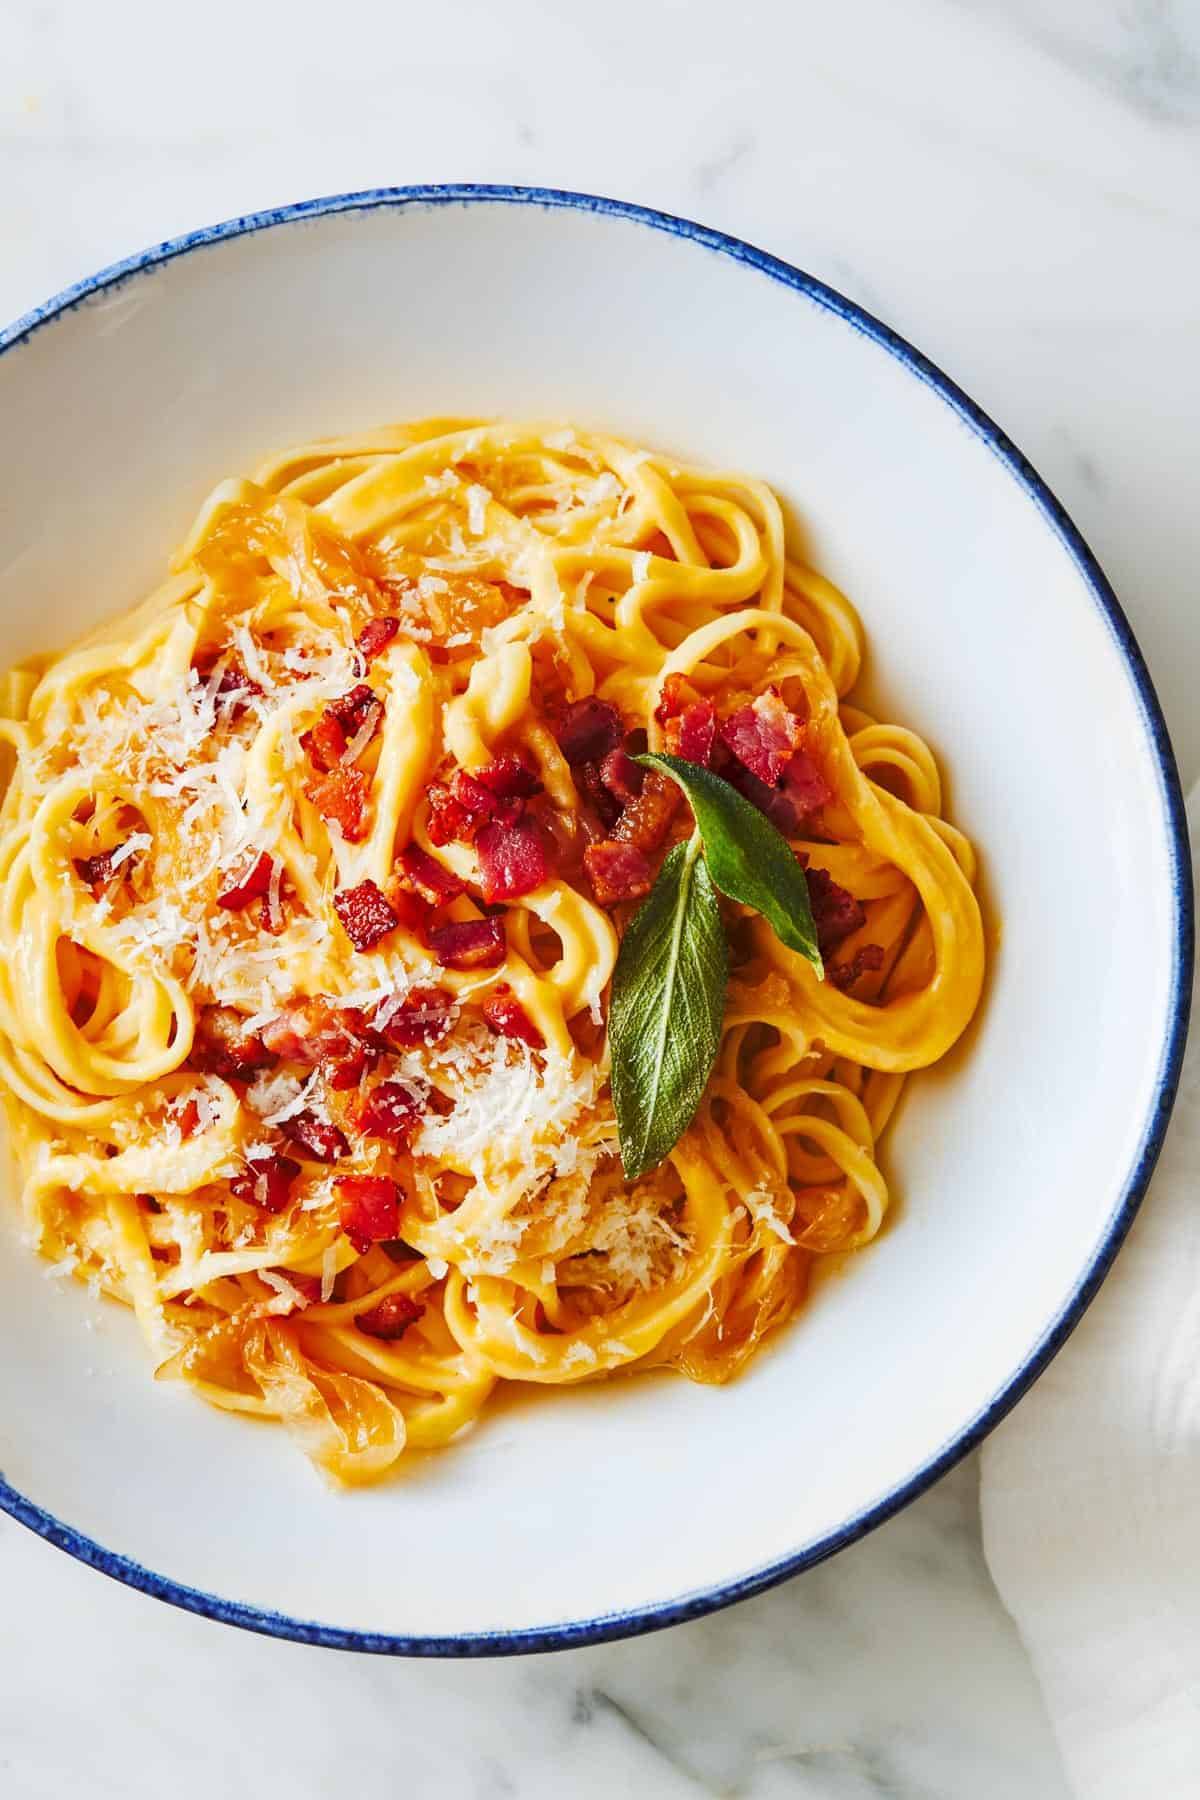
<box><xmin>0</xmin><ymin>187</ymin><xmax>1189</xmax><ymax>1654</ymax></box>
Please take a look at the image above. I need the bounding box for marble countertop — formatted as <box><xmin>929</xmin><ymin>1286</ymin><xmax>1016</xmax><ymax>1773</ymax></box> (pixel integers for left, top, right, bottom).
<box><xmin>2</xmin><ymin>2</ymin><xmax>1198</xmax><ymax>1793</ymax></box>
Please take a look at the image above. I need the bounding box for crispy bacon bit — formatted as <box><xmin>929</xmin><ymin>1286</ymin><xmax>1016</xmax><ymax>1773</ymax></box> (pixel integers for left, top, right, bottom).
<box><xmin>325</xmin><ymin>1042</ymin><xmax>373</xmax><ymax>1090</ymax></box>
<box><xmin>667</xmin><ymin>699</ymin><xmax>717</xmax><ymax>767</ymax></box>
<box><xmin>279</xmin><ymin>1110</ymin><xmax>349</xmax><ymax>1162</ymax></box>
<box><xmin>426</xmin><ymin>781</ymin><xmax>475</xmax><ymax>847</ymax></box>
<box><xmin>613</xmin><ymin>769</ymin><xmax>681</xmax><ymax>852</ymax></box>
<box><xmin>230</xmin><ymin>1150</ymin><xmax>302</xmax><ymax>1213</ymax></box>
<box><xmin>73</xmin><ymin>848</ymin><xmax>124</xmax><ymax>896</ymax></box>
<box><xmin>358</xmin><ymin>1080</ymin><xmax>422</xmax><ymax>1145</ymax></box>
<box><xmin>261</xmin><ymin>999</ymin><xmax>360</xmax><ymax>1065</ymax></box>
<box><xmin>333</xmin><ymin>879</ymin><xmax>398</xmax><ymax>951</ymax></box>
<box><xmin>556</xmin><ymin>697</ymin><xmax>623</xmax><ymax>766</ymax></box>
<box><xmin>394</xmin><ymin>845</ymin><xmax>465</xmax><ymax>907</ymax></box>
<box><xmin>327</xmin><ymin>683</ymin><xmax>383</xmax><ymax>740</ymax></box>
<box><xmin>426</xmin><ymin>760</ymin><xmax>542</xmax><ymax>847</ymax></box>
<box><xmin>828</xmin><ymin>943</ymin><xmax>886</xmax><ymax>992</ymax></box>
<box><xmin>355</xmin><ymin>1290</ymin><xmax>424</xmax><ymax>1340</ymax></box>
<box><xmin>336</xmin><ymin>1175</ymin><xmax>403</xmax><ymax>1255</ymax></box>
<box><xmin>715</xmin><ymin>748</ymin><xmax>799</xmax><ymax>834</ymax></box>
<box><xmin>481</xmin><ymin>986</ymin><xmax>544</xmax><ymax>1047</ymax></box>
<box><xmin>428</xmin><ymin>916</ymin><xmax>507</xmax><ymax>970</ymax></box>
<box><xmin>781</xmin><ymin>748</ymin><xmax>832</xmax><ymax>817</ymax></box>
<box><xmin>598</xmin><ymin>746</ymin><xmax>645</xmax><ymax>805</ymax></box>
<box><xmin>426</xmin><ymin>770</ymin><xmax>494</xmax><ymax>844</ymax></box>
<box><xmin>476</xmin><ymin>817</ymin><xmax>548</xmax><ymax>902</ymax></box>
<box><xmin>805</xmin><ymin>866</ymin><xmax>867</xmax><ymax>955</ymax></box>
<box><xmin>584</xmin><ymin>839</ymin><xmax>653</xmax><ymax>906</ymax></box>
<box><xmin>304</xmin><ymin>764</ymin><xmax>369</xmax><ymax>841</ymax></box>
<box><xmin>217</xmin><ymin>850</ymin><xmax>275</xmax><ymax>911</ymax></box>
<box><xmin>356</xmin><ymin>615</ymin><xmax>401</xmax><ymax>664</ymax></box>
<box><xmin>575</xmin><ymin>760</ymin><xmax>621</xmax><ymax>830</ymax></box>
<box><xmin>387</xmin><ymin>887</ymin><xmax>433</xmax><ymax>935</ymax></box>
<box><xmin>300</xmin><ymin>712</ymin><xmax>347</xmax><ymax>773</ymax></box>
<box><xmin>196</xmin><ymin>653</ymin><xmax>262</xmax><ymax>720</ymax></box>
<box><xmin>372</xmin><ymin>986</ymin><xmax>453</xmax><ymax>1048</ymax></box>
<box><xmin>189</xmin><ymin>1005</ymin><xmax>274</xmax><ymax>1080</ymax></box>
<box><xmin>475</xmin><ymin>755</ymin><xmax>542</xmax><ymax>804</ymax></box>
<box><xmin>175</xmin><ymin>1099</ymin><xmax>201</xmax><ymax>1138</ymax></box>
<box><xmin>720</xmin><ymin>689</ymin><xmax>807</xmax><ymax>787</ymax></box>
<box><xmin>654</xmin><ymin>672</ymin><xmax>698</xmax><ymax>725</ymax></box>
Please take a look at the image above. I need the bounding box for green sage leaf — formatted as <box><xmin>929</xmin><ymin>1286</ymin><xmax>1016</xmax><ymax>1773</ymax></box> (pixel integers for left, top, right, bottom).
<box><xmin>637</xmin><ymin>753</ymin><xmax>824</xmax><ymax>974</ymax></box>
<box><xmin>609</xmin><ymin>835</ymin><xmax>728</xmax><ymax>1181</ymax></box>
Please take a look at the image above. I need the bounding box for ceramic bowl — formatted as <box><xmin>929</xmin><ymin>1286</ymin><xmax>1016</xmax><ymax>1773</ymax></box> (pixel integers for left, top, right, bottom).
<box><xmin>0</xmin><ymin>187</ymin><xmax>1189</xmax><ymax>1653</ymax></box>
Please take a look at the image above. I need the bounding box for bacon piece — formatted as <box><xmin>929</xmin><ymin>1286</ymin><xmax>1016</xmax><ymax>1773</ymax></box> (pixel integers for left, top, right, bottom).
<box><xmin>358</xmin><ymin>1080</ymin><xmax>422</xmax><ymax>1146</ymax></box>
<box><xmin>174</xmin><ymin>1099</ymin><xmax>201</xmax><ymax>1138</ymax></box>
<box><xmin>653</xmin><ymin>672</ymin><xmax>698</xmax><ymax>725</ymax></box>
<box><xmin>230</xmin><ymin>1150</ymin><xmax>302</xmax><ymax>1214</ymax></box>
<box><xmin>781</xmin><ymin>748</ymin><xmax>832</xmax><ymax>817</ymax></box>
<box><xmin>356</xmin><ymin>615</ymin><xmax>401</xmax><ymax>664</ymax></box>
<box><xmin>426</xmin><ymin>781</ymin><xmax>475</xmax><ymax>847</ymax></box>
<box><xmin>481</xmin><ymin>986</ymin><xmax>544</xmax><ymax>1048</ymax></box>
<box><xmin>216</xmin><ymin>660</ymin><xmax>262</xmax><ymax>709</ymax></box>
<box><xmin>260</xmin><ymin>999</ymin><xmax>361</xmax><ymax>1065</ymax></box>
<box><xmin>719</xmin><ymin>689</ymin><xmax>807</xmax><ymax>787</ymax></box>
<box><xmin>598</xmin><ymin>747</ymin><xmax>644</xmax><ymax>805</ymax></box>
<box><xmin>666</xmin><ymin>699</ymin><xmax>717</xmax><ymax>767</ymax></box>
<box><xmin>426</xmin><ymin>769</ymin><xmax>500</xmax><ymax>845</ymax></box>
<box><xmin>305</xmin><ymin>764</ymin><xmax>369</xmax><ymax>841</ymax></box>
<box><xmin>713</xmin><ymin>744</ymin><xmax>800</xmax><ymax>835</ymax></box>
<box><xmin>828</xmin><ymin>943</ymin><xmax>886</xmax><ymax>992</ymax></box>
<box><xmin>335</xmin><ymin>1175</ymin><xmax>403</xmax><ymax>1255</ymax></box>
<box><xmin>260</xmin><ymin>1002</ymin><xmax>375</xmax><ymax>1090</ymax></box>
<box><xmin>300</xmin><ymin>713</ymin><xmax>348</xmax><ymax>773</ymax></box>
<box><xmin>371</xmin><ymin>986</ymin><xmax>453</xmax><ymax>1048</ymax></box>
<box><xmin>612</xmin><ymin>769</ymin><xmax>681</xmax><ymax>852</ymax></box>
<box><xmin>394</xmin><ymin>845</ymin><xmax>465</xmax><ymax>907</ymax></box>
<box><xmin>217</xmin><ymin>850</ymin><xmax>275</xmax><ymax>911</ymax></box>
<box><xmin>333</xmin><ymin>879</ymin><xmax>398</xmax><ymax>951</ymax></box>
<box><xmin>189</xmin><ymin>1005</ymin><xmax>274</xmax><ymax>1080</ymax></box>
<box><xmin>325</xmin><ymin>1042</ymin><xmax>373</xmax><ymax>1091</ymax></box>
<box><xmin>584</xmin><ymin>839</ymin><xmax>653</xmax><ymax>906</ymax></box>
<box><xmin>321</xmin><ymin>685</ymin><xmax>372</xmax><ymax>729</ymax></box>
<box><xmin>355</xmin><ymin>1290</ymin><xmax>424</xmax><ymax>1340</ymax></box>
<box><xmin>805</xmin><ymin>866</ymin><xmax>867</xmax><ymax>955</ymax></box>
<box><xmin>556</xmin><ymin>697</ymin><xmax>623</xmax><ymax>766</ymax></box>
<box><xmin>73</xmin><ymin>847</ymin><xmax>131</xmax><ymax>897</ymax></box>
<box><xmin>195</xmin><ymin>652</ymin><xmax>262</xmax><ymax>721</ymax></box>
<box><xmin>301</xmin><ymin>682</ymin><xmax>383</xmax><ymax>774</ymax></box>
<box><xmin>475</xmin><ymin>755</ymin><xmax>542</xmax><ymax>805</ymax></box>
<box><xmin>575</xmin><ymin>760</ymin><xmax>621</xmax><ymax>830</ymax></box>
<box><xmin>387</xmin><ymin>887</ymin><xmax>434</xmax><ymax>935</ymax></box>
<box><xmin>327</xmin><ymin>683</ymin><xmax>383</xmax><ymax>739</ymax></box>
<box><xmin>476</xmin><ymin>817</ymin><xmax>547</xmax><ymax>902</ymax></box>
<box><xmin>428</xmin><ymin>917</ymin><xmax>506</xmax><ymax>970</ymax></box>
<box><xmin>279</xmin><ymin>1110</ymin><xmax>349</xmax><ymax>1162</ymax></box>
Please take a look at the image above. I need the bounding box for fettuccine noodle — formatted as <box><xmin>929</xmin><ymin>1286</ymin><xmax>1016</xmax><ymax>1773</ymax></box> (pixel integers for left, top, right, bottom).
<box><xmin>0</xmin><ymin>420</ymin><xmax>983</xmax><ymax>1483</ymax></box>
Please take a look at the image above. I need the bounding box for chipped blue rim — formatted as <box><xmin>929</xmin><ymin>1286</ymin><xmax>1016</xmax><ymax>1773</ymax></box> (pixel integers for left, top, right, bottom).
<box><xmin>0</xmin><ymin>185</ymin><xmax>1191</xmax><ymax>1656</ymax></box>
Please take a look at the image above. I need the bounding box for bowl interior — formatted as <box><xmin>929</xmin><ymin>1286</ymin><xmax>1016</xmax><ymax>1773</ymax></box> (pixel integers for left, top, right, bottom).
<box><xmin>0</xmin><ymin>194</ymin><xmax>1184</xmax><ymax>1645</ymax></box>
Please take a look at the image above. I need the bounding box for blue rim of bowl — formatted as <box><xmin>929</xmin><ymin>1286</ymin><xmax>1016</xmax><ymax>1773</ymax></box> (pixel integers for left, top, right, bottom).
<box><xmin>0</xmin><ymin>184</ymin><xmax>1192</xmax><ymax>1656</ymax></box>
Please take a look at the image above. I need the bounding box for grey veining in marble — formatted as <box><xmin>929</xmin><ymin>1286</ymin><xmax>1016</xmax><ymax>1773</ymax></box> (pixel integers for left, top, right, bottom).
<box><xmin>0</xmin><ymin>1459</ymin><xmax>1061</xmax><ymax>1799</ymax></box>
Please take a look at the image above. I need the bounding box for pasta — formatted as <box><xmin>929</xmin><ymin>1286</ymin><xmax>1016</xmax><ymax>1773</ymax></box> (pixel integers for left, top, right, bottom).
<box><xmin>0</xmin><ymin>419</ymin><xmax>984</xmax><ymax>1483</ymax></box>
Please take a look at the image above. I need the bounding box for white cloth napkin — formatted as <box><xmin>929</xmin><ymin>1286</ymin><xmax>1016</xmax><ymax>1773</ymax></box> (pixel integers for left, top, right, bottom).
<box><xmin>981</xmin><ymin>781</ymin><xmax>1200</xmax><ymax>1796</ymax></box>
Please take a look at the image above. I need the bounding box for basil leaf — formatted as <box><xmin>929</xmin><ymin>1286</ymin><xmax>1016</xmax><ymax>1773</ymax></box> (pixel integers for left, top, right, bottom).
<box><xmin>637</xmin><ymin>752</ymin><xmax>824</xmax><ymax>975</ymax></box>
<box><xmin>609</xmin><ymin>835</ymin><xmax>729</xmax><ymax>1181</ymax></box>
